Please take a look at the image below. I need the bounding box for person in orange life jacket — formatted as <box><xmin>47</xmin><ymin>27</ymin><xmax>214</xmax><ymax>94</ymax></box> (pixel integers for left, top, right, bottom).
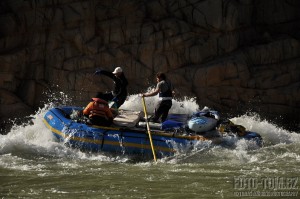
<box><xmin>141</xmin><ymin>72</ymin><xmax>175</xmax><ymax>123</ymax></box>
<box><xmin>94</xmin><ymin>67</ymin><xmax>128</xmax><ymax>108</ymax></box>
<box><xmin>83</xmin><ymin>92</ymin><xmax>114</xmax><ymax>126</ymax></box>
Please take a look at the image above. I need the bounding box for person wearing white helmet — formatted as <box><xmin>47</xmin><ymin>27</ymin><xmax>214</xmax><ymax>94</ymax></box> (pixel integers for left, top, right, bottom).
<box><xmin>95</xmin><ymin>66</ymin><xmax>128</xmax><ymax>108</ymax></box>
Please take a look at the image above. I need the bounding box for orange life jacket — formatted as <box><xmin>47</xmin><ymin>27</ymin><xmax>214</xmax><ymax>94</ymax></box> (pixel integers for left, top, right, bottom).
<box><xmin>83</xmin><ymin>98</ymin><xmax>113</xmax><ymax>120</ymax></box>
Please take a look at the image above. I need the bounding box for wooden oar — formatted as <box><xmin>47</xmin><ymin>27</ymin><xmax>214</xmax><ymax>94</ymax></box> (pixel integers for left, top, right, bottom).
<box><xmin>141</xmin><ymin>96</ymin><xmax>157</xmax><ymax>162</ymax></box>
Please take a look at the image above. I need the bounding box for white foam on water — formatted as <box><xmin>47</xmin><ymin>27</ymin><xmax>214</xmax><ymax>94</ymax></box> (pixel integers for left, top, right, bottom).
<box><xmin>195</xmin><ymin>113</ymin><xmax>300</xmax><ymax>165</ymax></box>
<box><xmin>0</xmin><ymin>91</ymin><xmax>123</xmax><ymax>166</ymax></box>
<box><xmin>120</xmin><ymin>93</ymin><xmax>199</xmax><ymax>115</ymax></box>
<box><xmin>230</xmin><ymin>113</ymin><xmax>300</xmax><ymax>145</ymax></box>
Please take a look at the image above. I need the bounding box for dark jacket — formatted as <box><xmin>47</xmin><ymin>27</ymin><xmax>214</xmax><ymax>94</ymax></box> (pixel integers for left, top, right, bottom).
<box><xmin>100</xmin><ymin>70</ymin><xmax>128</xmax><ymax>99</ymax></box>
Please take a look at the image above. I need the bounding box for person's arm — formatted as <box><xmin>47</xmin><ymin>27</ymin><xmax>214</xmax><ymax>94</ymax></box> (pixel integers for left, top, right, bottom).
<box><xmin>100</xmin><ymin>70</ymin><xmax>124</xmax><ymax>97</ymax></box>
<box><xmin>83</xmin><ymin>102</ymin><xmax>93</xmax><ymax>116</ymax></box>
<box><xmin>170</xmin><ymin>81</ymin><xmax>175</xmax><ymax>97</ymax></box>
<box><xmin>105</xmin><ymin>107</ymin><xmax>114</xmax><ymax>121</ymax></box>
<box><xmin>142</xmin><ymin>83</ymin><xmax>160</xmax><ymax>97</ymax></box>
<box><xmin>99</xmin><ymin>70</ymin><xmax>117</xmax><ymax>81</ymax></box>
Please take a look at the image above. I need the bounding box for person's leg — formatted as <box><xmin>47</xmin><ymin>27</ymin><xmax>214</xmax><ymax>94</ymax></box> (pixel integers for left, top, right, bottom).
<box><xmin>160</xmin><ymin>100</ymin><xmax>172</xmax><ymax>122</ymax></box>
<box><xmin>151</xmin><ymin>101</ymin><xmax>163</xmax><ymax>122</ymax></box>
<box><xmin>152</xmin><ymin>100</ymin><xmax>172</xmax><ymax>123</ymax></box>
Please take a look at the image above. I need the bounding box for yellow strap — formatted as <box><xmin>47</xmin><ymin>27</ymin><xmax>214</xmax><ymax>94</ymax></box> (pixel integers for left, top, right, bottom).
<box><xmin>142</xmin><ymin>96</ymin><xmax>157</xmax><ymax>162</ymax></box>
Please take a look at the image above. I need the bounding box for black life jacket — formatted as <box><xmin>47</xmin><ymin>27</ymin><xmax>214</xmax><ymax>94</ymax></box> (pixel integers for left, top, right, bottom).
<box><xmin>159</xmin><ymin>81</ymin><xmax>173</xmax><ymax>98</ymax></box>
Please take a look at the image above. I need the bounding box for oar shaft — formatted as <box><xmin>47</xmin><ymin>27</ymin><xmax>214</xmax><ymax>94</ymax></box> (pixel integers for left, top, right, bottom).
<box><xmin>142</xmin><ymin>96</ymin><xmax>157</xmax><ymax>162</ymax></box>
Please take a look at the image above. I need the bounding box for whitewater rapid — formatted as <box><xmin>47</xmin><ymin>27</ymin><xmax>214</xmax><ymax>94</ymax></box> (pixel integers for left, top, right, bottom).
<box><xmin>0</xmin><ymin>92</ymin><xmax>299</xmax><ymax>164</ymax></box>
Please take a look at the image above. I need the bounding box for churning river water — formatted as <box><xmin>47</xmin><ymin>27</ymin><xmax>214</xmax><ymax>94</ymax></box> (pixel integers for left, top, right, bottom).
<box><xmin>1</xmin><ymin>93</ymin><xmax>299</xmax><ymax>199</ymax></box>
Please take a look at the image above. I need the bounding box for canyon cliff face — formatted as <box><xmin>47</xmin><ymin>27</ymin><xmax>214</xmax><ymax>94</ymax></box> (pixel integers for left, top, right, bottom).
<box><xmin>0</xmin><ymin>0</ymin><xmax>299</xmax><ymax>132</ymax></box>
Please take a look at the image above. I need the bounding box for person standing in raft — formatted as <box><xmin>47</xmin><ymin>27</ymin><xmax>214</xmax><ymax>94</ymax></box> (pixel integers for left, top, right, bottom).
<box><xmin>83</xmin><ymin>92</ymin><xmax>114</xmax><ymax>126</ymax></box>
<box><xmin>141</xmin><ymin>72</ymin><xmax>175</xmax><ymax>123</ymax></box>
<box><xmin>94</xmin><ymin>67</ymin><xmax>128</xmax><ymax>108</ymax></box>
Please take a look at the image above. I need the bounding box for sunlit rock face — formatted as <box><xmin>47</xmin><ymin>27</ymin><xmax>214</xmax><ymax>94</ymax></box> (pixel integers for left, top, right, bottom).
<box><xmin>0</xmin><ymin>0</ymin><xmax>299</xmax><ymax>131</ymax></box>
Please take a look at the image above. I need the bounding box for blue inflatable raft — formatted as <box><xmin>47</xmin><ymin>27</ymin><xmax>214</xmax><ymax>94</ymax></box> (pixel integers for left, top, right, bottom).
<box><xmin>43</xmin><ymin>106</ymin><xmax>263</xmax><ymax>158</ymax></box>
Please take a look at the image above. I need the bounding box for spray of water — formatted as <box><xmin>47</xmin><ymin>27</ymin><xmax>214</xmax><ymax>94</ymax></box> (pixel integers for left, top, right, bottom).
<box><xmin>230</xmin><ymin>113</ymin><xmax>300</xmax><ymax>145</ymax></box>
<box><xmin>120</xmin><ymin>93</ymin><xmax>199</xmax><ymax>114</ymax></box>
